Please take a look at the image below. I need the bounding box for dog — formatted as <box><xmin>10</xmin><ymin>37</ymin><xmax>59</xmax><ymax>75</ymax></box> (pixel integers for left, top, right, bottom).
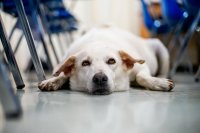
<box><xmin>38</xmin><ymin>26</ymin><xmax>174</xmax><ymax>95</ymax></box>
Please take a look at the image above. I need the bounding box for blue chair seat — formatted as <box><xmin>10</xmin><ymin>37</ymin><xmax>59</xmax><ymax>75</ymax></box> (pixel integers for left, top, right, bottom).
<box><xmin>141</xmin><ymin>0</ymin><xmax>170</xmax><ymax>35</ymax></box>
<box><xmin>2</xmin><ymin>0</ymin><xmax>34</xmax><ymax>17</ymax></box>
<box><xmin>46</xmin><ymin>9</ymin><xmax>76</xmax><ymax>21</ymax></box>
<box><xmin>161</xmin><ymin>0</ymin><xmax>194</xmax><ymax>32</ymax></box>
<box><xmin>183</xmin><ymin>0</ymin><xmax>200</xmax><ymax>16</ymax></box>
<box><xmin>41</xmin><ymin>0</ymin><xmax>78</xmax><ymax>34</ymax></box>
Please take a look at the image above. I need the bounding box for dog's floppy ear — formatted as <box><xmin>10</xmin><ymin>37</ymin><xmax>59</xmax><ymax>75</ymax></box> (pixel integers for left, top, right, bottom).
<box><xmin>53</xmin><ymin>56</ymin><xmax>76</xmax><ymax>77</ymax></box>
<box><xmin>119</xmin><ymin>50</ymin><xmax>145</xmax><ymax>69</ymax></box>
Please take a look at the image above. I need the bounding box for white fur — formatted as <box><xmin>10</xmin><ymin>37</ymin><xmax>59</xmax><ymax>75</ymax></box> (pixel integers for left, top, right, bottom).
<box><xmin>38</xmin><ymin>26</ymin><xmax>174</xmax><ymax>93</ymax></box>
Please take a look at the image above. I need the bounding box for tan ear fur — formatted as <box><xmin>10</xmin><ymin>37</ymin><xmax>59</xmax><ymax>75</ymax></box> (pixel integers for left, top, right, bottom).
<box><xmin>119</xmin><ymin>51</ymin><xmax>145</xmax><ymax>69</ymax></box>
<box><xmin>53</xmin><ymin>56</ymin><xmax>76</xmax><ymax>76</ymax></box>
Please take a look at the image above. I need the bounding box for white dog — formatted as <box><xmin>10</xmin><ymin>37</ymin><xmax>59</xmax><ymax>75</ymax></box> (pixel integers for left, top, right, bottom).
<box><xmin>38</xmin><ymin>26</ymin><xmax>174</xmax><ymax>95</ymax></box>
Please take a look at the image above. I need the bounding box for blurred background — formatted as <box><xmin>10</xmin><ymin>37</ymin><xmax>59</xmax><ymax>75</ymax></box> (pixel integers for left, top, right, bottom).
<box><xmin>0</xmin><ymin>0</ymin><xmax>199</xmax><ymax>133</ymax></box>
<box><xmin>0</xmin><ymin>0</ymin><xmax>142</xmax><ymax>70</ymax></box>
<box><xmin>0</xmin><ymin>0</ymin><xmax>199</xmax><ymax>74</ymax></box>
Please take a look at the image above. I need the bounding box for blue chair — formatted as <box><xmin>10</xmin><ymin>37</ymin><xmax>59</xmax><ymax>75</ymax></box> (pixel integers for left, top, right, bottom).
<box><xmin>1</xmin><ymin>0</ymin><xmax>46</xmax><ymax>83</ymax></box>
<box><xmin>169</xmin><ymin>0</ymin><xmax>200</xmax><ymax>78</ymax></box>
<box><xmin>36</xmin><ymin>0</ymin><xmax>78</xmax><ymax>59</ymax></box>
<box><xmin>161</xmin><ymin>0</ymin><xmax>190</xmax><ymax>26</ymax></box>
<box><xmin>0</xmin><ymin>54</ymin><xmax>22</xmax><ymax>118</ymax></box>
<box><xmin>2</xmin><ymin>0</ymin><xmax>54</xmax><ymax>70</ymax></box>
<box><xmin>183</xmin><ymin>0</ymin><xmax>200</xmax><ymax>82</ymax></box>
<box><xmin>39</xmin><ymin>0</ymin><xmax>78</xmax><ymax>34</ymax></box>
<box><xmin>0</xmin><ymin>14</ymin><xmax>25</xmax><ymax>89</ymax></box>
<box><xmin>2</xmin><ymin>0</ymin><xmax>32</xmax><ymax>17</ymax></box>
<box><xmin>183</xmin><ymin>0</ymin><xmax>200</xmax><ymax>16</ymax></box>
<box><xmin>141</xmin><ymin>0</ymin><xmax>169</xmax><ymax>36</ymax></box>
<box><xmin>46</xmin><ymin>8</ymin><xmax>78</xmax><ymax>33</ymax></box>
<box><xmin>161</xmin><ymin>0</ymin><xmax>194</xmax><ymax>52</ymax></box>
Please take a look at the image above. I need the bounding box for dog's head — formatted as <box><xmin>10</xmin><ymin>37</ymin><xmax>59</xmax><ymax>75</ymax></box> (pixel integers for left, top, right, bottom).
<box><xmin>53</xmin><ymin>47</ymin><xmax>144</xmax><ymax>95</ymax></box>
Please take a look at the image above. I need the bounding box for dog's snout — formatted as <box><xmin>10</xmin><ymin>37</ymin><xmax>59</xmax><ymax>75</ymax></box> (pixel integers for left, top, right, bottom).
<box><xmin>92</xmin><ymin>72</ymin><xmax>110</xmax><ymax>95</ymax></box>
<box><xmin>92</xmin><ymin>72</ymin><xmax>108</xmax><ymax>85</ymax></box>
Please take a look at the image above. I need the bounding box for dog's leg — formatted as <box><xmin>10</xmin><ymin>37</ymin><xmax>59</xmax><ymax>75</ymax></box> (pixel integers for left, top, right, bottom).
<box><xmin>38</xmin><ymin>55</ymin><xmax>76</xmax><ymax>91</ymax></box>
<box><xmin>136</xmin><ymin>71</ymin><xmax>174</xmax><ymax>91</ymax></box>
<box><xmin>149</xmin><ymin>39</ymin><xmax>170</xmax><ymax>78</ymax></box>
<box><xmin>38</xmin><ymin>72</ymin><xmax>68</xmax><ymax>91</ymax></box>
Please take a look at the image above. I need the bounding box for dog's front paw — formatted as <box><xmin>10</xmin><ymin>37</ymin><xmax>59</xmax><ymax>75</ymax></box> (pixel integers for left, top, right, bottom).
<box><xmin>151</xmin><ymin>78</ymin><xmax>175</xmax><ymax>91</ymax></box>
<box><xmin>166</xmin><ymin>79</ymin><xmax>174</xmax><ymax>91</ymax></box>
<box><xmin>38</xmin><ymin>79</ymin><xmax>60</xmax><ymax>91</ymax></box>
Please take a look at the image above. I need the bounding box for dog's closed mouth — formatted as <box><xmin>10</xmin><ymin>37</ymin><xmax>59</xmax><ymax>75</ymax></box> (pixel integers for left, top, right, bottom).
<box><xmin>91</xmin><ymin>88</ymin><xmax>111</xmax><ymax>95</ymax></box>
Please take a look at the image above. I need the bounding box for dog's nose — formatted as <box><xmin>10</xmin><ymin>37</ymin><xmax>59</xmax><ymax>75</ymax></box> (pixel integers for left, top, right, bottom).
<box><xmin>92</xmin><ymin>72</ymin><xmax>108</xmax><ymax>85</ymax></box>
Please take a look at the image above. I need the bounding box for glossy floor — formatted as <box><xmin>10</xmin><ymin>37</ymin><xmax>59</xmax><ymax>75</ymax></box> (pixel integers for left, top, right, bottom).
<box><xmin>1</xmin><ymin>74</ymin><xmax>200</xmax><ymax>133</ymax></box>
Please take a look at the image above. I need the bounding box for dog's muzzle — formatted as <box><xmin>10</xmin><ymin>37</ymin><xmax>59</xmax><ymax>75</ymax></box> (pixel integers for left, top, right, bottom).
<box><xmin>91</xmin><ymin>72</ymin><xmax>111</xmax><ymax>95</ymax></box>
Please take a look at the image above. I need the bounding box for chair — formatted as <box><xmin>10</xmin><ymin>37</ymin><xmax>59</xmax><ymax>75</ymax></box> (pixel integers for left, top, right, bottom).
<box><xmin>2</xmin><ymin>0</ymin><xmax>54</xmax><ymax>71</ymax></box>
<box><xmin>141</xmin><ymin>0</ymin><xmax>169</xmax><ymax>36</ymax></box>
<box><xmin>37</xmin><ymin>0</ymin><xmax>78</xmax><ymax>57</ymax></box>
<box><xmin>195</xmin><ymin>66</ymin><xmax>200</xmax><ymax>82</ymax></box>
<box><xmin>161</xmin><ymin>0</ymin><xmax>190</xmax><ymax>26</ymax></box>
<box><xmin>169</xmin><ymin>0</ymin><xmax>200</xmax><ymax>78</ymax></box>
<box><xmin>183</xmin><ymin>0</ymin><xmax>200</xmax><ymax>16</ymax></box>
<box><xmin>0</xmin><ymin>55</ymin><xmax>22</xmax><ymax>118</ymax></box>
<box><xmin>161</xmin><ymin>0</ymin><xmax>193</xmax><ymax>52</ymax></box>
<box><xmin>183</xmin><ymin>0</ymin><xmax>200</xmax><ymax>82</ymax></box>
<box><xmin>40</xmin><ymin>0</ymin><xmax>77</xmax><ymax>33</ymax></box>
<box><xmin>0</xmin><ymin>14</ymin><xmax>25</xmax><ymax>89</ymax></box>
<box><xmin>1</xmin><ymin>0</ymin><xmax>46</xmax><ymax>82</ymax></box>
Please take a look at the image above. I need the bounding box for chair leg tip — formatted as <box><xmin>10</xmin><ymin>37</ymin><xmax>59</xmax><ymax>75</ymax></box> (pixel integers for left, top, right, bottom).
<box><xmin>5</xmin><ymin>109</ymin><xmax>22</xmax><ymax>119</ymax></box>
<box><xmin>195</xmin><ymin>78</ymin><xmax>199</xmax><ymax>82</ymax></box>
<box><xmin>17</xmin><ymin>84</ymin><xmax>25</xmax><ymax>89</ymax></box>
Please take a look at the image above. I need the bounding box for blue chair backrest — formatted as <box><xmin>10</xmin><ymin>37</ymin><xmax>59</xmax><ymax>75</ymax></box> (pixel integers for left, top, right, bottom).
<box><xmin>141</xmin><ymin>0</ymin><xmax>154</xmax><ymax>31</ymax></box>
<box><xmin>183</xmin><ymin>0</ymin><xmax>200</xmax><ymax>16</ymax></box>
<box><xmin>40</xmin><ymin>0</ymin><xmax>78</xmax><ymax>33</ymax></box>
<box><xmin>161</xmin><ymin>0</ymin><xmax>185</xmax><ymax>26</ymax></box>
<box><xmin>2</xmin><ymin>0</ymin><xmax>78</xmax><ymax>33</ymax></box>
<box><xmin>141</xmin><ymin>0</ymin><xmax>170</xmax><ymax>34</ymax></box>
<box><xmin>2</xmin><ymin>0</ymin><xmax>35</xmax><ymax>17</ymax></box>
<box><xmin>40</xmin><ymin>0</ymin><xmax>63</xmax><ymax>2</ymax></box>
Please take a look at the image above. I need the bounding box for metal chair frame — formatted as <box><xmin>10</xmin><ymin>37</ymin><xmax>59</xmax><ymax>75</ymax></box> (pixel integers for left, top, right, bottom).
<box><xmin>0</xmin><ymin>14</ymin><xmax>25</xmax><ymax>89</ymax></box>
<box><xmin>0</xmin><ymin>55</ymin><xmax>22</xmax><ymax>118</ymax></box>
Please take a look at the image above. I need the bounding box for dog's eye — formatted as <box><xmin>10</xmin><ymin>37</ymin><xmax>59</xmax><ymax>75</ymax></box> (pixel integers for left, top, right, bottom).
<box><xmin>107</xmin><ymin>58</ymin><xmax>116</xmax><ymax>65</ymax></box>
<box><xmin>82</xmin><ymin>60</ymin><xmax>91</xmax><ymax>66</ymax></box>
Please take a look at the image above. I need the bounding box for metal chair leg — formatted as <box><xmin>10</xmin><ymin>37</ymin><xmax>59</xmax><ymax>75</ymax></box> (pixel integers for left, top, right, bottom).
<box><xmin>195</xmin><ymin>66</ymin><xmax>200</xmax><ymax>82</ymax></box>
<box><xmin>0</xmin><ymin>56</ymin><xmax>22</xmax><ymax>118</ymax></box>
<box><xmin>8</xmin><ymin>20</ymin><xmax>20</xmax><ymax>40</ymax></box>
<box><xmin>27</xmin><ymin>0</ymin><xmax>54</xmax><ymax>71</ymax></box>
<box><xmin>0</xmin><ymin>15</ymin><xmax>25</xmax><ymax>89</ymax></box>
<box><xmin>48</xmin><ymin>35</ymin><xmax>60</xmax><ymax>63</ymax></box>
<box><xmin>168</xmin><ymin>18</ymin><xmax>186</xmax><ymax>53</ymax></box>
<box><xmin>39</xmin><ymin>32</ymin><xmax>53</xmax><ymax>71</ymax></box>
<box><xmin>13</xmin><ymin>33</ymin><xmax>23</xmax><ymax>54</ymax></box>
<box><xmin>64</xmin><ymin>32</ymin><xmax>73</xmax><ymax>48</ymax></box>
<box><xmin>36</xmin><ymin>1</ymin><xmax>60</xmax><ymax>63</ymax></box>
<box><xmin>2</xmin><ymin>28</ymin><xmax>23</xmax><ymax>56</ymax></box>
<box><xmin>170</xmin><ymin>10</ymin><xmax>200</xmax><ymax>77</ymax></box>
<box><xmin>34</xmin><ymin>15</ymin><xmax>54</xmax><ymax>70</ymax></box>
<box><xmin>13</xmin><ymin>0</ymin><xmax>45</xmax><ymax>81</ymax></box>
<box><xmin>56</xmin><ymin>33</ymin><xmax>65</xmax><ymax>56</ymax></box>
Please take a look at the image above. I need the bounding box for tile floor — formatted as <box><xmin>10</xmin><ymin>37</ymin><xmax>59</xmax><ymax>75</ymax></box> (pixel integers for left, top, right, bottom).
<box><xmin>1</xmin><ymin>73</ymin><xmax>200</xmax><ymax>133</ymax></box>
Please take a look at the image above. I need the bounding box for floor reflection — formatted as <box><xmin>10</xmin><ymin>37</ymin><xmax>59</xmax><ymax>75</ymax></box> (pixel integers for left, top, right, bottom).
<box><xmin>2</xmin><ymin>74</ymin><xmax>200</xmax><ymax>133</ymax></box>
